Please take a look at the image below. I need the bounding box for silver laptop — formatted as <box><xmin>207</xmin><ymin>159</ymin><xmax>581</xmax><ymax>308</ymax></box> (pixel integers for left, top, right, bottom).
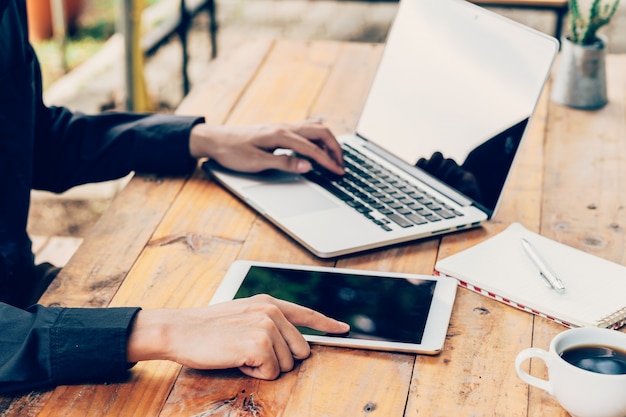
<box><xmin>202</xmin><ymin>0</ymin><xmax>558</xmax><ymax>258</ymax></box>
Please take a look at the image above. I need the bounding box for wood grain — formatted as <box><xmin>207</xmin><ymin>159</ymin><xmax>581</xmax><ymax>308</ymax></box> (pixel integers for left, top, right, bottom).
<box><xmin>11</xmin><ymin>40</ymin><xmax>625</xmax><ymax>417</ymax></box>
<box><xmin>542</xmin><ymin>55</ymin><xmax>626</xmax><ymax>262</ymax></box>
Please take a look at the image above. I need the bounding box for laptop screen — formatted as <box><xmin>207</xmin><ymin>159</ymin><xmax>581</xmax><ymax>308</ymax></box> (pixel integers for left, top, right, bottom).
<box><xmin>356</xmin><ymin>0</ymin><xmax>558</xmax><ymax>213</ymax></box>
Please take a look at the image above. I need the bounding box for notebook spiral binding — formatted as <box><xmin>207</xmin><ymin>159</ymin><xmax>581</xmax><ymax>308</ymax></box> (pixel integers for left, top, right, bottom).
<box><xmin>597</xmin><ymin>307</ymin><xmax>626</xmax><ymax>330</ymax></box>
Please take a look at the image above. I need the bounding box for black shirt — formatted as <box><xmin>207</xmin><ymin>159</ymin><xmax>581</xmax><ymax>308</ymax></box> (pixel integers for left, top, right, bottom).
<box><xmin>0</xmin><ymin>0</ymin><xmax>202</xmax><ymax>393</ymax></box>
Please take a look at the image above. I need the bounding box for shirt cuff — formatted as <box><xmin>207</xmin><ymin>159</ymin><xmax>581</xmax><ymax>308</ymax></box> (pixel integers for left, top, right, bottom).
<box><xmin>51</xmin><ymin>307</ymin><xmax>141</xmax><ymax>385</ymax></box>
<box><xmin>132</xmin><ymin>115</ymin><xmax>204</xmax><ymax>176</ymax></box>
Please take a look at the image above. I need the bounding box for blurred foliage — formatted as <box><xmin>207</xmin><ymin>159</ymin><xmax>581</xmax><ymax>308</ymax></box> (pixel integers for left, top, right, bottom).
<box><xmin>32</xmin><ymin>0</ymin><xmax>163</xmax><ymax>90</ymax></box>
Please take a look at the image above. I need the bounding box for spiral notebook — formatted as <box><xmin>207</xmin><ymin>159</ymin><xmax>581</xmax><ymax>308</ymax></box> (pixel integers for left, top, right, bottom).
<box><xmin>435</xmin><ymin>223</ymin><xmax>626</xmax><ymax>329</ymax></box>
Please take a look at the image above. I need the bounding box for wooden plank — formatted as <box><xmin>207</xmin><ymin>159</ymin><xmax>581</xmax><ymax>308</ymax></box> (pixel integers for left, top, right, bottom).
<box><xmin>36</xmin><ymin>361</ymin><xmax>179</xmax><ymax>417</ymax></box>
<box><xmin>150</xmin><ymin>172</ymin><xmax>257</xmax><ymax>246</ymax></box>
<box><xmin>238</xmin><ymin>219</ymin><xmax>335</xmax><ymax>265</ymax></box>
<box><xmin>280</xmin><ymin>347</ymin><xmax>413</xmax><ymax>417</ymax></box>
<box><xmin>541</xmin><ymin>55</ymin><xmax>626</xmax><ymax>263</ymax></box>
<box><xmin>160</xmin><ymin>347</ymin><xmax>414</xmax><ymax>417</ymax></box>
<box><xmin>160</xmin><ymin>368</ymin><xmax>297</xmax><ymax>416</ymax></box>
<box><xmin>110</xmin><ymin>174</ymin><xmax>251</xmax><ymax>311</ymax></box>
<box><xmin>36</xmin><ymin>176</ymin><xmax>188</xmax><ymax>309</ymax></box>
<box><xmin>227</xmin><ymin>39</ymin><xmax>342</xmax><ymax>125</ymax></box>
<box><xmin>310</xmin><ymin>42</ymin><xmax>384</xmax><ymax>135</ymax></box>
<box><xmin>0</xmin><ymin>392</ymin><xmax>50</xmax><ymax>417</ymax></box>
<box><xmin>25</xmin><ymin>37</ymin><xmax>277</xmax><ymax>417</ymax></box>
<box><xmin>526</xmin><ymin>54</ymin><xmax>626</xmax><ymax>417</ymax></box>
<box><xmin>175</xmin><ymin>36</ymin><xmax>275</xmax><ymax>121</ymax></box>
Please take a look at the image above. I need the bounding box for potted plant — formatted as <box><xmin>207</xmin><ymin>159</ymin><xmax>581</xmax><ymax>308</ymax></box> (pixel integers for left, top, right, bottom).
<box><xmin>551</xmin><ymin>0</ymin><xmax>621</xmax><ymax>109</ymax></box>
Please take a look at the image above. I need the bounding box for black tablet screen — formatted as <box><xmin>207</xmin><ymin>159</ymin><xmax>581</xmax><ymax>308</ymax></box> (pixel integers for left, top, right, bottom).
<box><xmin>234</xmin><ymin>266</ymin><xmax>436</xmax><ymax>344</ymax></box>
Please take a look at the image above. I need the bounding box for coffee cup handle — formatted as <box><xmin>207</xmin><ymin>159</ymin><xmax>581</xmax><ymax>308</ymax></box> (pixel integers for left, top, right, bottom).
<box><xmin>515</xmin><ymin>348</ymin><xmax>553</xmax><ymax>395</ymax></box>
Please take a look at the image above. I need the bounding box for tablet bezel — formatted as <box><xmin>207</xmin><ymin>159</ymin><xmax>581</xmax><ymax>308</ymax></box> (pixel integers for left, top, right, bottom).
<box><xmin>209</xmin><ymin>261</ymin><xmax>458</xmax><ymax>354</ymax></box>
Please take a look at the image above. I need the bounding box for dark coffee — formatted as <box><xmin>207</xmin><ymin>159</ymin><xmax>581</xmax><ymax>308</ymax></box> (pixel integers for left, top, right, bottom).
<box><xmin>560</xmin><ymin>344</ymin><xmax>626</xmax><ymax>375</ymax></box>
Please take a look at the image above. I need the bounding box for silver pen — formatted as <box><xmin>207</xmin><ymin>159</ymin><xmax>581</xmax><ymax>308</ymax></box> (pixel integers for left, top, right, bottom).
<box><xmin>520</xmin><ymin>238</ymin><xmax>566</xmax><ymax>293</ymax></box>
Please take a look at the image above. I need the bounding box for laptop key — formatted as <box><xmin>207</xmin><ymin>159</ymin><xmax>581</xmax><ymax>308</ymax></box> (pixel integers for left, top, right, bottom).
<box><xmin>303</xmin><ymin>172</ymin><xmax>352</xmax><ymax>201</ymax></box>
<box><xmin>437</xmin><ymin>209</ymin><xmax>457</xmax><ymax>219</ymax></box>
<box><xmin>406</xmin><ymin>213</ymin><xmax>428</xmax><ymax>225</ymax></box>
<box><xmin>424</xmin><ymin>212</ymin><xmax>443</xmax><ymax>222</ymax></box>
<box><xmin>386</xmin><ymin>213</ymin><xmax>414</xmax><ymax>228</ymax></box>
<box><xmin>427</xmin><ymin>203</ymin><xmax>444</xmax><ymax>210</ymax></box>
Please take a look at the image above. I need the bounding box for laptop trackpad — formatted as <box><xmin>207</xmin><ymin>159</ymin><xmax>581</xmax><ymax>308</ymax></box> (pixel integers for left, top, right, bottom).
<box><xmin>243</xmin><ymin>183</ymin><xmax>338</xmax><ymax>218</ymax></box>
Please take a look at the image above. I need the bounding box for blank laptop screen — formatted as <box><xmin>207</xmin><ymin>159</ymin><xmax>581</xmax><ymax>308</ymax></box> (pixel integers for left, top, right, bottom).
<box><xmin>356</xmin><ymin>0</ymin><xmax>558</xmax><ymax>213</ymax></box>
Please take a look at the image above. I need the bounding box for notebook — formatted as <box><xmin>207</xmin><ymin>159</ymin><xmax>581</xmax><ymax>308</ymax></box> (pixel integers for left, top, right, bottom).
<box><xmin>435</xmin><ymin>223</ymin><xmax>626</xmax><ymax>329</ymax></box>
<box><xmin>202</xmin><ymin>0</ymin><xmax>559</xmax><ymax>258</ymax></box>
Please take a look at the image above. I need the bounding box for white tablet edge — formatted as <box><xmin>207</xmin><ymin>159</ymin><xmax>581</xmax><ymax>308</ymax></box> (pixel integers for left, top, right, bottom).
<box><xmin>209</xmin><ymin>260</ymin><xmax>458</xmax><ymax>355</ymax></box>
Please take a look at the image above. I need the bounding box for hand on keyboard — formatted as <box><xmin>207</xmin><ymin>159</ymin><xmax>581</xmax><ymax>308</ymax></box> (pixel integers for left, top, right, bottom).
<box><xmin>304</xmin><ymin>145</ymin><xmax>464</xmax><ymax>232</ymax></box>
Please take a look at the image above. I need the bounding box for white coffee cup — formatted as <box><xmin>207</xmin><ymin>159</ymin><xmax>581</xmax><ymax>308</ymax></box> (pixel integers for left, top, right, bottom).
<box><xmin>515</xmin><ymin>327</ymin><xmax>626</xmax><ymax>417</ymax></box>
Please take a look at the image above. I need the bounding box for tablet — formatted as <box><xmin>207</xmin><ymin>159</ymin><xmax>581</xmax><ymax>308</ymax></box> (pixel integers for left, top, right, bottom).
<box><xmin>209</xmin><ymin>261</ymin><xmax>458</xmax><ymax>354</ymax></box>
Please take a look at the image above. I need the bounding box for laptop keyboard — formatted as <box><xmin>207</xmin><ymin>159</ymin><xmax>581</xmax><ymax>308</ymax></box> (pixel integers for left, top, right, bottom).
<box><xmin>303</xmin><ymin>144</ymin><xmax>464</xmax><ymax>231</ymax></box>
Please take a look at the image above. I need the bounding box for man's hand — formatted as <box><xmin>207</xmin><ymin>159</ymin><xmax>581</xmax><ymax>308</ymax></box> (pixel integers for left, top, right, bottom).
<box><xmin>188</xmin><ymin>120</ymin><xmax>345</xmax><ymax>176</ymax></box>
<box><xmin>126</xmin><ymin>294</ymin><xmax>350</xmax><ymax>380</ymax></box>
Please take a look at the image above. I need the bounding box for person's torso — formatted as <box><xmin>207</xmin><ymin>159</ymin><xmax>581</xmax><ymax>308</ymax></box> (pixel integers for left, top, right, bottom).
<box><xmin>0</xmin><ymin>0</ymin><xmax>40</xmax><ymax>302</ymax></box>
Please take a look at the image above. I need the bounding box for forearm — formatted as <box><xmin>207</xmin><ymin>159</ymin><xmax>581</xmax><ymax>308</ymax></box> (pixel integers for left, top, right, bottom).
<box><xmin>32</xmin><ymin>109</ymin><xmax>203</xmax><ymax>193</ymax></box>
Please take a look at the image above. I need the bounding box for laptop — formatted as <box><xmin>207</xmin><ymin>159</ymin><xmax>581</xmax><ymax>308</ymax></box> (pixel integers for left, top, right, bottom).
<box><xmin>202</xmin><ymin>0</ymin><xmax>559</xmax><ymax>258</ymax></box>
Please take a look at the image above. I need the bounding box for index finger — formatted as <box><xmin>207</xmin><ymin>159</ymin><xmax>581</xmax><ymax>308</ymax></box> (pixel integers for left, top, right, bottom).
<box><xmin>294</xmin><ymin>123</ymin><xmax>344</xmax><ymax>168</ymax></box>
<box><xmin>271</xmin><ymin>298</ymin><xmax>350</xmax><ymax>335</ymax></box>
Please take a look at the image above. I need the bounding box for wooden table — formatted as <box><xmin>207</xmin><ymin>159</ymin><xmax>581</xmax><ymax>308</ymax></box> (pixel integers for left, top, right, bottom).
<box><xmin>3</xmin><ymin>39</ymin><xmax>626</xmax><ymax>417</ymax></box>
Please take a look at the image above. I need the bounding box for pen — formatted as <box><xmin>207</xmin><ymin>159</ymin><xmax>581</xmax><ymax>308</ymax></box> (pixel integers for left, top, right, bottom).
<box><xmin>520</xmin><ymin>238</ymin><xmax>566</xmax><ymax>293</ymax></box>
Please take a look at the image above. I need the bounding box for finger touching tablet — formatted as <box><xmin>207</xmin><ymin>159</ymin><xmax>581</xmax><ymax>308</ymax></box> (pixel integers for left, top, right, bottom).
<box><xmin>210</xmin><ymin>261</ymin><xmax>458</xmax><ymax>354</ymax></box>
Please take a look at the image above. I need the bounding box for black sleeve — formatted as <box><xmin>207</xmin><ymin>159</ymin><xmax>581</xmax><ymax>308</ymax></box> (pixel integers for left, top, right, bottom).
<box><xmin>0</xmin><ymin>304</ymin><xmax>141</xmax><ymax>394</ymax></box>
<box><xmin>31</xmin><ymin>108</ymin><xmax>204</xmax><ymax>193</ymax></box>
